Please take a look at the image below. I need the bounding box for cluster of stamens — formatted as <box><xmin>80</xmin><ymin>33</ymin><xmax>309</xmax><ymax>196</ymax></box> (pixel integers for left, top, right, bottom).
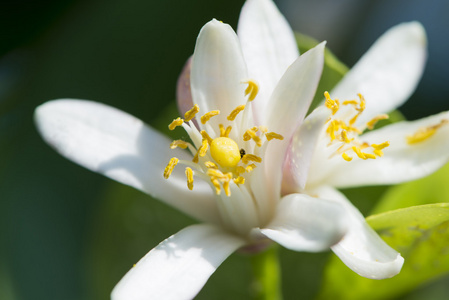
<box><xmin>324</xmin><ymin>91</ymin><xmax>390</xmax><ymax>162</ymax></box>
<box><xmin>164</xmin><ymin>80</ymin><xmax>283</xmax><ymax>196</ymax></box>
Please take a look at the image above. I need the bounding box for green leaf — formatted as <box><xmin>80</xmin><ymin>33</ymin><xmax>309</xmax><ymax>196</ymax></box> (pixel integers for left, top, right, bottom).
<box><xmin>317</xmin><ymin>203</ymin><xmax>449</xmax><ymax>300</ymax></box>
<box><xmin>295</xmin><ymin>32</ymin><xmax>349</xmax><ymax>113</ymax></box>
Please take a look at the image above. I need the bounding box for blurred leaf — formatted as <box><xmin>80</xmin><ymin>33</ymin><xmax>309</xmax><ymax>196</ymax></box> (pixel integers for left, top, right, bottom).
<box><xmin>318</xmin><ymin>204</ymin><xmax>449</xmax><ymax>300</ymax></box>
<box><xmin>295</xmin><ymin>32</ymin><xmax>349</xmax><ymax>113</ymax></box>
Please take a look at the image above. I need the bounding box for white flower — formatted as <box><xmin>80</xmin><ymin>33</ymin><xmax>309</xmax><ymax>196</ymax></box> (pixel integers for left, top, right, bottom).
<box><xmin>34</xmin><ymin>0</ymin><xmax>449</xmax><ymax>299</ymax></box>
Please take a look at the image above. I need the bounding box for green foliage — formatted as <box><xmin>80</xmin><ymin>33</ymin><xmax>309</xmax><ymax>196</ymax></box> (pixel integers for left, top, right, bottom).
<box><xmin>295</xmin><ymin>32</ymin><xmax>349</xmax><ymax>113</ymax></box>
<box><xmin>319</xmin><ymin>161</ymin><xmax>449</xmax><ymax>300</ymax></box>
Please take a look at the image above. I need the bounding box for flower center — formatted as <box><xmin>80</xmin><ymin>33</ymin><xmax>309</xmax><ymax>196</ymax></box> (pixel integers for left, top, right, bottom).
<box><xmin>323</xmin><ymin>91</ymin><xmax>390</xmax><ymax>161</ymax></box>
<box><xmin>163</xmin><ymin>80</ymin><xmax>283</xmax><ymax>196</ymax></box>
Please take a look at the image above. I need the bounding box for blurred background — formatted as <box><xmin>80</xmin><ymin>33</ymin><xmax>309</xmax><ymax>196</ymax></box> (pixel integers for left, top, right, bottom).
<box><xmin>0</xmin><ymin>0</ymin><xmax>448</xmax><ymax>299</ymax></box>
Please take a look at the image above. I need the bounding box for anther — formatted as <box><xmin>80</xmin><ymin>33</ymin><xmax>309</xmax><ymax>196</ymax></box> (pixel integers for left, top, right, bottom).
<box><xmin>341</xmin><ymin>130</ymin><xmax>352</xmax><ymax>143</ymax></box>
<box><xmin>266</xmin><ymin>132</ymin><xmax>284</xmax><ymax>141</ymax></box>
<box><xmin>245</xmin><ymin>163</ymin><xmax>257</xmax><ymax>172</ymax></box>
<box><xmin>184</xmin><ymin>104</ymin><xmax>200</xmax><ymax>122</ymax></box>
<box><xmin>242</xmin><ymin>154</ymin><xmax>262</xmax><ymax>164</ymax></box>
<box><xmin>352</xmin><ymin>146</ymin><xmax>366</xmax><ymax>160</ymax></box>
<box><xmin>200</xmin><ymin>130</ymin><xmax>213</xmax><ymax>144</ymax></box>
<box><xmin>324</xmin><ymin>91</ymin><xmax>339</xmax><ymax>115</ymax></box>
<box><xmin>342</xmin><ymin>153</ymin><xmax>353</xmax><ymax>161</ymax></box>
<box><xmin>243</xmin><ymin>80</ymin><xmax>259</xmax><ymax>101</ymax></box>
<box><xmin>233</xmin><ymin>176</ymin><xmax>245</xmax><ymax>185</ymax></box>
<box><xmin>219</xmin><ymin>124</ymin><xmax>232</xmax><ymax>137</ymax></box>
<box><xmin>198</xmin><ymin>139</ymin><xmax>209</xmax><ymax>157</ymax></box>
<box><xmin>205</xmin><ymin>161</ymin><xmax>218</xmax><ymax>169</ymax></box>
<box><xmin>163</xmin><ymin>157</ymin><xmax>179</xmax><ymax>179</ymax></box>
<box><xmin>170</xmin><ymin>140</ymin><xmax>189</xmax><ymax>149</ymax></box>
<box><xmin>227</xmin><ymin>105</ymin><xmax>245</xmax><ymax>121</ymax></box>
<box><xmin>366</xmin><ymin>114</ymin><xmax>389</xmax><ymax>130</ymax></box>
<box><xmin>200</xmin><ymin>110</ymin><xmax>220</xmax><ymax>124</ymax></box>
<box><xmin>406</xmin><ymin>119</ymin><xmax>448</xmax><ymax>145</ymax></box>
<box><xmin>169</xmin><ymin>117</ymin><xmax>184</xmax><ymax>130</ymax></box>
<box><xmin>185</xmin><ymin>167</ymin><xmax>194</xmax><ymax>190</ymax></box>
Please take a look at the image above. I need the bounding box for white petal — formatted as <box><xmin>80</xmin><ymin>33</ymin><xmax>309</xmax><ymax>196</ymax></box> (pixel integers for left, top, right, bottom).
<box><xmin>330</xmin><ymin>22</ymin><xmax>426</xmax><ymax>125</ymax></box>
<box><xmin>256</xmin><ymin>193</ymin><xmax>347</xmax><ymax>252</ymax></box>
<box><xmin>111</xmin><ymin>224</ymin><xmax>246</xmax><ymax>300</ymax></box>
<box><xmin>191</xmin><ymin>19</ymin><xmax>248</xmax><ymax>132</ymax></box>
<box><xmin>320</xmin><ymin>111</ymin><xmax>449</xmax><ymax>188</ymax></box>
<box><xmin>282</xmin><ymin>106</ymin><xmax>331</xmax><ymax>193</ymax></box>
<box><xmin>237</xmin><ymin>0</ymin><xmax>299</xmax><ymax>123</ymax></box>
<box><xmin>314</xmin><ymin>186</ymin><xmax>404</xmax><ymax>279</ymax></box>
<box><xmin>35</xmin><ymin>100</ymin><xmax>219</xmax><ymax>223</ymax></box>
<box><xmin>263</xmin><ymin>43</ymin><xmax>325</xmax><ymax>202</ymax></box>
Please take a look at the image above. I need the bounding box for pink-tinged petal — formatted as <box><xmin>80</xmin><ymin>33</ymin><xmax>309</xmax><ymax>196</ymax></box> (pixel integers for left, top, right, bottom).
<box><xmin>111</xmin><ymin>224</ymin><xmax>246</xmax><ymax>300</ymax></box>
<box><xmin>256</xmin><ymin>193</ymin><xmax>347</xmax><ymax>252</ymax></box>
<box><xmin>318</xmin><ymin>111</ymin><xmax>449</xmax><ymax>188</ymax></box>
<box><xmin>34</xmin><ymin>99</ymin><xmax>219</xmax><ymax>223</ymax></box>
<box><xmin>262</xmin><ymin>42</ymin><xmax>325</xmax><ymax>206</ymax></box>
<box><xmin>237</xmin><ymin>0</ymin><xmax>299</xmax><ymax>124</ymax></box>
<box><xmin>191</xmin><ymin>19</ymin><xmax>248</xmax><ymax>131</ymax></box>
<box><xmin>176</xmin><ymin>56</ymin><xmax>194</xmax><ymax>117</ymax></box>
<box><xmin>314</xmin><ymin>186</ymin><xmax>404</xmax><ymax>279</ymax></box>
<box><xmin>282</xmin><ymin>106</ymin><xmax>331</xmax><ymax>194</ymax></box>
<box><xmin>330</xmin><ymin>22</ymin><xmax>426</xmax><ymax>126</ymax></box>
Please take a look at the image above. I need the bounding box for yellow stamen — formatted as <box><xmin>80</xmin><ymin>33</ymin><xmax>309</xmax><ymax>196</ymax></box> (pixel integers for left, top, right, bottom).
<box><xmin>219</xmin><ymin>124</ymin><xmax>232</xmax><ymax>137</ymax></box>
<box><xmin>352</xmin><ymin>146</ymin><xmax>366</xmax><ymax>160</ymax></box>
<box><xmin>168</xmin><ymin>117</ymin><xmax>184</xmax><ymax>130</ymax></box>
<box><xmin>227</xmin><ymin>105</ymin><xmax>245</xmax><ymax>121</ymax></box>
<box><xmin>342</xmin><ymin>152</ymin><xmax>353</xmax><ymax>161</ymax></box>
<box><xmin>163</xmin><ymin>157</ymin><xmax>179</xmax><ymax>179</ymax></box>
<box><xmin>371</xmin><ymin>141</ymin><xmax>390</xmax><ymax>157</ymax></box>
<box><xmin>205</xmin><ymin>161</ymin><xmax>218</xmax><ymax>169</ymax></box>
<box><xmin>266</xmin><ymin>132</ymin><xmax>284</xmax><ymax>141</ymax></box>
<box><xmin>211</xmin><ymin>178</ymin><xmax>221</xmax><ymax>195</ymax></box>
<box><xmin>243</xmin><ymin>80</ymin><xmax>259</xmax><ymax>101</ymax></box>
<box><xmin>364</xmin><ymin>153</ymin><xmax>376</xmax><ymax>159</ymax></box>
<box><xmin>324</xmin><ymin>91</ymin><xmax>339</xmax><ymax>115</ymax></box>
<box><xmin>406</xmin><ymin>119</ymin><xmax>448</xmax><ymax>144</ymax></box>
<box><xmin>341</xmin><ymin>130</ymin><xmax>352</xmax><ymax>143</ymax></box>
<box><xmin>342</xmin><ymin>100</ymin><xmax>358</xmax><ymax>105</ymax></box>
<box><xmin>233</xmin><ymin>176</ymin><xmax>245</xmax><ymax>185</ymax></box>
<box><xmin>259</xmin><ymin>126</ymin><xmax>268</xmax><ymax>133</ymax></box>
<box><xmin>366</xmin><ymin>114</ymin><xmax>389</xmax><ymax>130</ymax></box>
<box><xmin>184</xmin><ymin>104</ymin><xmax>200</xmax><ymax>122</ymax></box>
<box><xmin>200</xmin><ymin>130</ymin><xmax>213</xmax><ymax>144</ymax></box>
<box><xmin>243</xmin><ymin>128</ymin><xmax>256</xmax><ymax>141</ymax></box>
<box><xmin>245</xmin><ymin>163</ymin><xmax>257</xmax><ymax>172</ymax></box>
<box><xmin>358</xmin><ymin>93</ymin><xmax>366</xmax><ymax>111</ymax></box>
<box><xmin>185</xmin><ymin>167</ymin><xmax>194</xmax><ymax>190</ymax></box>
<box><xmin>198</xmin><ymin>139</ymin><xmax>209</xmax><ymax>157</ymax></box>
<box><xmin>192</xmin><ymin>152</ymin><xmax>199</xmax><ymax>163</ymax></box>
<box><xmin>170</xmin><ymin>140</ymin><xmax>189</xmax><ymax>149</ymax></box>
<box><xmin>207</xmin><ymin>168</ymin><xmax>226</xmax><ymax>179</ymax></box>
<box><xmin>200</xmin><ymin>110</ymin><xmax>220</xmax><ymax>124</ymax></box>
<box><xmin>242</xmin><ymin>154</ymin><xmax>262</xmax><ymax>164</ymax></box>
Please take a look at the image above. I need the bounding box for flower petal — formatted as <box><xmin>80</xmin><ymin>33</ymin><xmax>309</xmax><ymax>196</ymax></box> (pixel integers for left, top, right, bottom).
<box><xmin>256</xmin><ymin>193</ymin><xmax>347</xmax><ymax>252</ymax></box>
<box><xmin>282</xmin><ymin>106</ymin><xmax>331</xmax><ymax>194</ymax></box>
<box><xmin>34</xmin><ymin>99</ymin><xmax>219</xmax><ymax>223</ymax></box>
<box><xmin>111</xmin><ymin>224</ymin><xmax>246</xmax><ymax>300</ymax></box>
<box><xmin>191</xmin><ymin>19</ymin><xmax>248</xmax><ymax>132</ymax></box>
<box><xmin>314</xmin><ymin>186</ymin><xmax>404</xmax><ymax>279</ymax></box>
<box><xmin>318</xmin><ymin>111</ymin><xmax>449</xmax><ymax>188</ymax></box>
<box><xmin>330</xmin><ymin>22</ymin><xmax>426</xmax><ymax>125</ymax></box>
<box><xmin>261</xmin><ymin>42</ymin><xmax>325</xmax><ymax>204</ymax></box>
<box><xmin>237</xmin><ymin>0</ymin><xmax>299</xmax><ymax>123</ymax></box>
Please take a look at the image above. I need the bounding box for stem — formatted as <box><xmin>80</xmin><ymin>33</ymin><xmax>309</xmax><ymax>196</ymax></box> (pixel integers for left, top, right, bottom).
<box><xmin>250</xmin><ymin>245</ymin><xmax>283</xmax><ymax>300</ymax></box>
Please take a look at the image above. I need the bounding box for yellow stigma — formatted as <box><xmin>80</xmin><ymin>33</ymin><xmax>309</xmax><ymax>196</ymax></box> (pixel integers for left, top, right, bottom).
<box><xmin>210</xmin><ymin>137</ymin><xmax>241</xmax><ymax>168</ymax></box>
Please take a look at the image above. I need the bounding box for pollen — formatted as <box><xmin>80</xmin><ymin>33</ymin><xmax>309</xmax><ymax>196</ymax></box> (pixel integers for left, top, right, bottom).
<box><xmin>227</xmin><ymin>105</ymin><xmax>245</xmax><ymax>121</ymax></box>
<box><xmin>210</xmin><ymin>137</ymin><xmax>241</xmax><ymax>168</ymax></box>
<box><xmin>266</xmin><ymin>132</ymin><xmax>284</xmax><ymax>141</ymax></box>
<box><xmin>200</xmin><ymin>110</ymin><xmax>220</xmax><ymax>124</ymax></box>
<box><xmin>184</xmin><ymin>104</ymin><xmax>200</xmax><ymax>122</ymax></box>
<box><xmin>185</xmin><ymin>167</ymin><xmax>194</xmax><ymax>190</ymax></box>
<box><xmin>169</xmin><ymin>117</ymin><xmax>184</xmax><ymax>130</ymax></box>
<box><xmin>243</xmin><ymin>79</ymin><xmax>259</xmax><ymax>101</ymax></box>
<box><xmin>170</xmin><ymin>140</ymin><xmax>189</xmax><ymax>149</ymax></box>
<box><xmin>406</xmin><ymin>119</ymin><xmax>448</xmax><ymax>145</ymax></box>
<box><xmin>163</xmin><ymin>157</ymin><xmax>179</xmax><ymax>179</ymax></box>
